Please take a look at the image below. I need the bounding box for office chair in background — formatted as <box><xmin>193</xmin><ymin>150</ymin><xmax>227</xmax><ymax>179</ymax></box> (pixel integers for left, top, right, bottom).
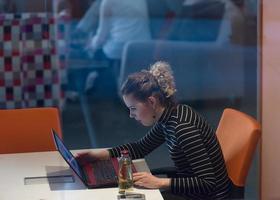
<box><xmin>152</xmin><ymin>108</ymin><xmax>261</xmax><ymax>199</ymax></box>
<box><xmin>0</xmin><ymin>107</ymin><xmax>62</xmax><ymax>154</ymax></box>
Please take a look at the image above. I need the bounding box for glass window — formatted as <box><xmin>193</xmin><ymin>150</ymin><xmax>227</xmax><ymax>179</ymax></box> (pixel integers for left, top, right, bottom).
<box><xmin>0</xmin><ymin>0</ymin><xmax>259</xmax><ymax>198</ymax></box>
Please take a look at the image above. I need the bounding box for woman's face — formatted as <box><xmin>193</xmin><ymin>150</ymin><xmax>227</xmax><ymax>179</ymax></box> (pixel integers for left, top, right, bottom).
<box><xmin>123</xmin><ymin>94</ymin><xmax>156</xmax><ymax>126</ymax></box>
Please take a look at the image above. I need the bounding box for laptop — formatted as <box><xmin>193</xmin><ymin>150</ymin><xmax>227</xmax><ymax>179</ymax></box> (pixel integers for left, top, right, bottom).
<box><xmin>52</xmin><ymin>129</ymin><xmax>136</xmax><ymax>189</ymax></box>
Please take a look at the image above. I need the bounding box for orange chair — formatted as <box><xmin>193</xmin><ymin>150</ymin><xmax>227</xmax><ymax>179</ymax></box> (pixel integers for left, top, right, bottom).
<box><xmin>0</xmin><ymin>107</ymin><xmax>62</xmax><ymax>154</ymax></box>
<box><xmin>216</xmin><ymin>108</ymin><xmax>261</xmax><ymax>198</ymax></box>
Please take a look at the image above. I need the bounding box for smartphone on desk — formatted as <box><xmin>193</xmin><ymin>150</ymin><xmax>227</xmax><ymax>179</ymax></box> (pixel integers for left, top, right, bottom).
<box><xmin>117</xmin><ymin>193</ymin><xmax>145</xmax><ymax>200</ymax></box>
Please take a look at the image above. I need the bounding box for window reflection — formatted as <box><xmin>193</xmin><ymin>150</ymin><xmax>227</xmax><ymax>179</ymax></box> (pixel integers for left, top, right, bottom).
<box><xmin>0</xmin><ymin>0</ymin><xmax>259</xmax><ymax>198</ymax></box>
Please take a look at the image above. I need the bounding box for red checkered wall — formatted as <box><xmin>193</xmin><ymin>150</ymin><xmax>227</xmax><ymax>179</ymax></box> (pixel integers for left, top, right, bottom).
<box><xmin>0</xmin><ymin>13</ymin><xmax>67</xmax><ymax>109</ymax></box>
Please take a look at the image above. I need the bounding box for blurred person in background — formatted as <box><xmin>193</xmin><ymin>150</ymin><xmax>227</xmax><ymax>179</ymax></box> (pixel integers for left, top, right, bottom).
<box><xmin>64</xmin><ymin>0</ymin><xmax>151</xmax><ymax>99</ymax></box>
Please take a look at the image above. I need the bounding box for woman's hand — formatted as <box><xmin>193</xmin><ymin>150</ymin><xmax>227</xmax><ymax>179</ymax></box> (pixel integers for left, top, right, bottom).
<box><xmin>75</xmin><ymin>149</ymin><xmax>110</xmax><ymax>165</ymax></box>
<box><xmin>133</xmin><ymin>172</ymin><xmax>170</xmax><ymax>189</ymax></box>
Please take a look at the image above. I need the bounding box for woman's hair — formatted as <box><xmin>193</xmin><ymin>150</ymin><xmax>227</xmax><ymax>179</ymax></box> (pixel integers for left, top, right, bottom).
<box><xmin>121</xmin><ymin>61</ymin><xmax>176</xmax><ymax>106</ymax></box>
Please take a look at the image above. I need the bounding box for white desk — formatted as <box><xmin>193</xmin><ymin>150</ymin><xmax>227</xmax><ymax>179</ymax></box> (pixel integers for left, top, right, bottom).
<box><xmin>0</xmin><ymin>150</ymin><xmax>163</xmax><ymax>200</ymax></box>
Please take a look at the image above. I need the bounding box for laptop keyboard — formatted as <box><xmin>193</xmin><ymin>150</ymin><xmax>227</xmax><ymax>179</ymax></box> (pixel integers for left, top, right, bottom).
<box><xmin>92</xmin><ymin>160</ymin><xmax>118</xmax><ymax>185</ymax></box>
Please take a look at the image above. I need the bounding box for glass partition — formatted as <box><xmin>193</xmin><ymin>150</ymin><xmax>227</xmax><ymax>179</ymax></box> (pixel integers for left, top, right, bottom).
<box><xmin>0</xmin><ymin>0</ymin><xmax>259</xmax><ymax>198</ymax></box>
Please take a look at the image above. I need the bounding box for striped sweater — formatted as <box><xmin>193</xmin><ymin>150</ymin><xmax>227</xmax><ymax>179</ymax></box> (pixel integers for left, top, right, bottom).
<box><xmin>109</xmin><ymin>104</ymin><xmax>232</xmax><ymax>199</ymax></box>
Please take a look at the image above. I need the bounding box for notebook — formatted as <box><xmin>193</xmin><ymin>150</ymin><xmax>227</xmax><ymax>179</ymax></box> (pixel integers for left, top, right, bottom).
<box><xmin>52</xmin><ymin>129</ymin><xmax>136</xmax><ymax>188</ymax></box>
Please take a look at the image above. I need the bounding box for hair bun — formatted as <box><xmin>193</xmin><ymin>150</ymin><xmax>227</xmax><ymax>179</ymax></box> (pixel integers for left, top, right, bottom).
<box><xmin>149</xmin><ymin>61</ymin><xmax>176</xmax><ymax>98</ymax></box>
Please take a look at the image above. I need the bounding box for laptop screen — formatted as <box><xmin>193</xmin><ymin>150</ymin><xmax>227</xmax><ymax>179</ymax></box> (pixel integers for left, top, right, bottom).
<box><xmin>52</xmin><ymin>130</ymin><xmax>85</xmax><ymax>181</ymax></box>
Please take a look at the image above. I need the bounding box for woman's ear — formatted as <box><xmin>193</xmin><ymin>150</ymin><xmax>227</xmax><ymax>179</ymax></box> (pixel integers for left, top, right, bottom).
<box><xmin>147</xmin><ymin>96</ymin><xmax>157</xmax><ymax>108</ymax></box>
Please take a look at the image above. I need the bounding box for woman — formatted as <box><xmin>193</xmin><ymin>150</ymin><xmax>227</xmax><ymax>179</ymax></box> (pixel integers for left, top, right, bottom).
<box><xmin>76</xmin><ymin>61</ymin><xmax>232</xmax><ymax>199</ymax></box>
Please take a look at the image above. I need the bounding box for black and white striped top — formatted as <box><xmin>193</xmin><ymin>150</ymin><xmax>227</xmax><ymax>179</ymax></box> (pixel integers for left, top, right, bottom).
<box><xmin>109</xmin><ymin>104</ymin><xmax>232</xmax><ymax>199</ymax></box>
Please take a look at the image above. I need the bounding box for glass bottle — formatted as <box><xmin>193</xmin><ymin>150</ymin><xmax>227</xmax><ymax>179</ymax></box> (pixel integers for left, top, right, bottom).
<box><xmin>118</xmin><ymin>150</ymin><xmax>133</xmax><ymax>194</ymax></box>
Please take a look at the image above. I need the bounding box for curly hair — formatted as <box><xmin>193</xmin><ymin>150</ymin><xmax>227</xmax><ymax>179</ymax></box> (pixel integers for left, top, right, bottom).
<box><xmin>121</xmin><ymin>61</ymin><xmax>176</xmax><ymax>106</ymax></box>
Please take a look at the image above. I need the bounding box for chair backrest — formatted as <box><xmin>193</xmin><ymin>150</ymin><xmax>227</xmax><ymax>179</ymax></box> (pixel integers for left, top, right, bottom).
<box><xmin>119</xmin><ymin>40</ymin><xmax>250</xmax><ymax>102</ymax></box>
<box><xmin>216</xmin><ymin>108</ymin><xmax>261</xmax><ymax>187</ymax></box>
<box><xmin>0</xmin><ymin>107</ymin><xmax>62</xmax><ymax>154</ymax></box>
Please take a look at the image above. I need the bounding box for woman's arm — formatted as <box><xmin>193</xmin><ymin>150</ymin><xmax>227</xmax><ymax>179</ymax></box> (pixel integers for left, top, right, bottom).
<box><xmin>109</xmin><ymin>123</ymin><xmax>166</xmax><ymax>159</ymax></box>
<box><xmin>87</xmin><ymin>0</ymin><xmax>111</xmax><ymax>51</ymax></box>
<box><xmin>133</xmin><ymin>172</ymin><xmax>171</xmax><ymax>189</ymax></box>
